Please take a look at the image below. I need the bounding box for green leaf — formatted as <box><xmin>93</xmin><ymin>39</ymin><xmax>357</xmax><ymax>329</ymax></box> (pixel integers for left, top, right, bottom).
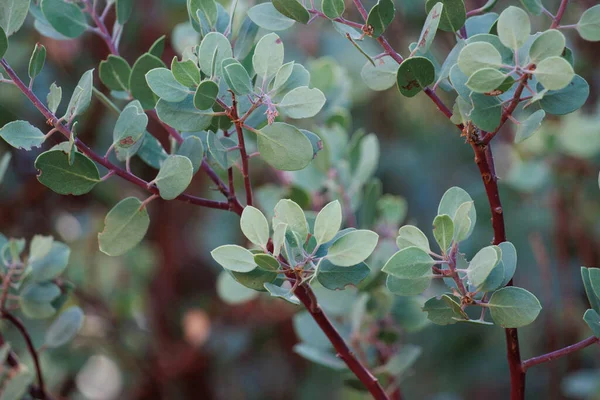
<box><xmin>273</xmin><ymin>199</ymin><xmax>308</xmax><ymax>241</ymax></box>
<box><xmin>433</xmin><ymin>214</ymin><xmax>453</xmax><ymax>253</ymax></box>
<box><xmin>497</xmin><ymin>6</ymin><xmax>530</xmax><ymax>50</ymax></box>
<box><xmin>217</xmin><ymin>271</ymin><xmax>258</xmax><ymax>304</ymax></box>
<box><xmin>529</xmin><ymin>29</ymin><xmax>566</xmax><ymax>64</ymax></box>
<box><xmin>44</xmin><ymin>306</ymin><xmax>84</xmax><ymax>348</ymax></box>
<box><xmin>272</xmin><ymin>0</ymin><xmax>310</xmax><ymax>24</ymax></box>
<box><xmin>0</xmin><ymin>369</ymin><xmax>33</xmax><ymax>400</ymax></box>
<box><xmin>224</xmin><ymin>62</ymin><xmax>253</xmax><ymax>95</ymax></box>
<box><xmin>577</xmin><ymin>5</ymin><xmax>600</xmax><ymax>41</ymax></box>
<box><xmin>98</xmin><ymin>197</ymin><xmax>150</xmax><ymax>256</ymax></box>
<box><xmin>422</xmin><ymin>294</ymin><xmax>466</xmax><ymax>325</ymax></box>
<box><xmin>589</xmin><ymin>268</ymin><xmax>600</xmax><ymax>300</ymax></box>
<box><xmin>211</xmin><ymin>244</ymin><xmax>256</xmax><ymax>272</ymax></box>
<box><xmin>279</xmin><ymin>86</ymin><xmax>326</xmax><ymax>119</ymax></box>
<box><xmin>396</xmin><ymin>57</ymin><xmax>435</xmax><ymax>97</ymax></box>
<box><xmin>534</xmin><ymin>56</ymin><xmax>575</xmax><ymax>91</ymax></box>
<box><xmin>314</xmin><ymin>200</ymin><xmax>342</xmax><ymax>245</ymax></box>
<box><xmin>253</xmin><ymin>32</ymin><xmax>285</xmax><ymax>80</ymax></box>
<box><xmin>41</xmin><ymin>0</ymin><xmax>88</xmax><ymax>38</ymax></box>
<box><xmin>193</xmin><ymin>80</ymin><xmax>218</xmax><ymax>110</ymax></box>
<box><xmin>582</xmin><ymin>267</ymin><xmax>600</xmax><ymax>313</ymax></box>
<box><xmin>257</xmin><ymin>122</ymin><xmax>314</xmax><ymax>171</ymax></box>
<box><xmin>0</xmin><ymin>120</ymin><xmax>45</xmax><ymax>150</ymax></box>
<box><xmin>176</xmin><ymin>135</ymin><xmax>204</xmax><ymax>174</ymax></box>
<box><xmin>316</xmin><ymin>258</ymin><xmax>370</xmax><ymax>290</ymax></box>
<box><xmin>366</xmin><ymin>0</ymin><xmax>395</xmax><ymax>38</ymax></box>
<box><xmin>519</xmin><ymin>0</ymin><xmax>543</xmax><ymax>15</ymax></box>
<box><xmin>29</xmin><ymin>241</ymin><xmax>70</xmax><ymax>282</ymax></box>
<box><xmin>19</xmin><ymin>282</ymin><xmax>60</xmax><ymax>318</ymax></box>
<box><xmin>361</xmin><ymin>56</ymin><xmax>399</xmax><ymax>91</ymax></box>
<box><xmin>198</xmin><ymin>32</ymin><xmax>232</xmax><ymax>76</ymax></box>
<box><xmin>149</xmin><ymin>36</ymin><xmax>166</xmax><ymax>59</ymax></box>
<box><xmin>171</xmin><ymin>57</ymin><xmax>200</xmax><ymax>87</ymax></box>
<box><xmin>28</xmin><ymin>44</ymin><xmax>46</xmax><ymax>80</ymax></box>
<box><xmin>412</xmin><ymin>2</ymin><xmax>443</xmax><ymax>55</ymax></box>
<box><xmin>538</xmin><ymin>75</ymin><xmax>589</xmax><ymax>115</ymax></box>
<box><xmin>152</xmin><ymin>155</ymin><xmax>193</xmax><ymax>200</ymax></box>
<box><xmin>386</xmin><ymin>274</ymin><xmax>431</xmax><ymax>296</ymax></box>
<box><xmin>376</xmin><ymin>344</ymin><xmax>422</xmax><ymax>377</ymax></box>
<box><xmin>583</xmin><ymin>309</ymin><xmax>600</xmax><ymax>338</ymax></box>
<box><xmin>488</xmin><ymin>286</ymin><xmax>542</xmax><ymax>328</ymax></box>
<box><xmin>254</xmin><ymin>254</ymin><xmax>280</xmax><ymax>271</ymax></box>
<box><xmin>156</xmin><ymin>95</ymin><xmax>213</xmax><ymax>131</ymax></box>
<box><xmin>65</xmin><ymin>69</ymin><xmax>94</xmax><ymax>119</ymax></box>
<box><xmin>396</xmin><ymin>225</ymin><xmax>430</xmax><ymax>252</ymax></box>
<box><xmin>438</xmin><ymin>187</ymin><xmax>477</xmax><ymax>241</ymax></box>
<box><xmin>116</xmin><ymin>0</ymin><xmax>133</xmax><ymax>24</ymax></box>
<box><xmin>0</xmin><ymin>27</ymin><xmax>7</xmax><ymax>60</ymax></box>
<box><xmin>188</xmin><ymin>0</ymin><xmax>218</xmax><ymax>28</ymax></box>
<box><xmin>499</xmin><ymin>241</ymin><xmax>517</xmax><ymax>287</ymax></box>
<box><xmin>458</xmin><ymin>42</ymin><xmax>502</xmax><ymax>77</ymax></box>
<box><xmin>130</xmin><ymin>53</ymin><xmax>166</xmax><ymax>109</ymax></box>
<box><xmin>0</xmin><ymin>0</ymin><xmax>30</xmax><ymax>36</ymax></box>
<box><xmin>327</xmin><ymin>230</ymin><xmax>379</xmax><ymax>267</ymax></box>
<box><xmin>382</xmin><ymin>246</ymin><xmax>434</xmax><ymax>279</ymax></box>
<box><xmin>138</xmin><ymin>134</ymin><xmax>168</xmax><ymax>169</ymax></box>
<box><xmin>247</xmin><ymin>3</ymin><xmax>295</xmax><ymax>31</ymax></box>
<box><xmin>35</xmin><ymin>150</ymin><xmax>100</xmax><ymax>195</ymax></box>
<box><xmin>467</xmin><ymin>245</ymin><xmax>501</xmax><ymax>290</ymax></box>
<box><xmin>272</xmin><ymin>222</ymin><xmax>287</xmax><ymax>257</ymax></box>
<box><xmin>146</xmin><ymin>68</ymin><xmax>189</xmax><ymax>102</ymax></box>
<box><xmin>425</xmin><ymin>0</ymin><xmax>466</xmax><ymax>32</ymax></box>
<box><xmin>240</xmin><ymin>206</ymin><xmax>270</xmax><ymax>247</ymax></box>
<box><xmin>231</xmin><ymin>266</ymin><xmax>277</xmax><ymax>290</ymax></box>
<box><xmin>322</xmin><ymin>0</ymin><xmax>345</xmax><ymax>19</ymax></box>
<box><xmin>515</xmin><ymin>110</ymin><xmax>545</xmax><ymax>143</ymax></box>
<box><xmin>294</xmin><ymin>343</ymin><xmax>346</xmax><ymax>370</ymax></box>
<box><xmin>113</xmin><ymin>100</ymin><xmax>147</xmax><ymax>160</ymax></box>
<box><xmin>99</xmin><ymin>55</ymin><xmax>131</xmax><ymax>92</ymax></box>
<box><xmin>466</xmin><ymin>68</ymin><xmax>506</xmax><ymax>93</ymax></box>
<box><xmin>235</xmin><ymin>18</ymin><xmax>259</xmax><ymax>60</ymax></box>
<box><xmin>264</xmin><ymin>282</ymin><xmax>300</xmax><ymax>304</ymax></box>
<box><xmin>470</xmin><ymin>93</ymin><xmax>502</xmax><ymax>131</ymax></box>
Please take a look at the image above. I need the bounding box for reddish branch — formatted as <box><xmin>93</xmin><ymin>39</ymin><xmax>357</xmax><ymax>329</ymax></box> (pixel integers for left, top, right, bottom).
<box><xmin>229</xmin><ymin>93</ymin><xmax>254</xmax><ymax>206</ymax></box>
<box><xmin>1</xmin><ymin>311</ymin><xmax>51</xmax><ymax>400</ymax></box>
<box><xmin>0</xmin><ymin>59</ymin><xmax>241</xmax><ymax>214</ymax></box>
<box><xmin>522</xmin><ymin>336</ymin><xmax>600</xmax><ymax>371</ymax></box>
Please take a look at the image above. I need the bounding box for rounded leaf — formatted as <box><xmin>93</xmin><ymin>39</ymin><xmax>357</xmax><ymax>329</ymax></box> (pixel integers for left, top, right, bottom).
<box><xmin>257</xmin><ymin>122</ymin><xmax>314</xmax><ymax>171</ymax></box>
<box><xmin>44</xmin><ymin>306</ymin><xmax>84</xmax><ymax>348</ymax></box>
<box><xmin>279</xmin><ymin>87</ymin><xmax>326</xmax><ymax>119</ymax></box>
<box><xmin>577</xmin><ymin>5</ymin><xmax>600</xmax><ymax>42</ymax></box>
<box><xmin>529</xmin><ymin>29</ymin><xmax>566</xmax><ymax>64</ymax></box>
<box><xmin>497</xmin><ymin>6</ymin><xmax>530</xmax><ymax>50</ymax></box>
<box><xmin>35</xmin><ymin>150</ymin><xmax>100</xmax><ymax>195</ymax></box>
<box><xmin>488</xmin><ymin>286</ymin><xmax>542</xmax><ymax>328</ymax></box>
<box><xmin>98</xmin><ymin>197</ymin><xmax>150</xmax><ymax>256</ymax></box>
<box><xmin>314</xmin><ymin>200</ymin><xmax>342</xmax><ymax>245</ymax></box>
<box><xmin>534</xmin><ymin>56</ymin><xmax>575</xmax><ymax>91</ymax></box>
<box><xmin>211</xmin><ymin>244</ymin><xmax>256</xmax><ymax>272</ymax></box>
<box><xmin>153</xmin><ymin>155</ymin><xmax>193</xmax><ymax>200</ymax></box>
<box><xmin>396</xmin><ymin>57</ymin><xmax>435</xmax><ymax>97</ymax></box>
<box><xmin>241</xmin><ymin>206</ymin><xmax>270</xmax><ymax>247</ymax></box>
<box><xmin>458</xmin><ymin>42</ymin><xmax>502</xmax><ymax>77</ymax></box>
<box><xmin>327</xmin><ymin>230</ymin><xmax>379</xmax><ymax>266</ymax></box>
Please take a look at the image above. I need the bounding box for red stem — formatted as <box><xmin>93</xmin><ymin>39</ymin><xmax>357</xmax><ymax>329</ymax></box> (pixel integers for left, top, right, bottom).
<box><xmin>2</xmin><ymin>311</ymin><xmax>49</xmax><ymax>399</ymax></box>
<box><xmin>230</xmin><ymin>93</ymin><xmax>253</xmax><ymax>206</ymax></box>
<box><xmin>293</xmin><ymin>282</ymin><xmax>390</xmax><ymax>400</ymax></box>
<box><xmin>522</xmin><ymin>336</ymin><xmax>599</xmax><ymax>371</ymax></box>
<box><xmin>0</xmin><ymin>59</ymin><xmax>236</xmax><ymax>214</ymax></box>
<box><xmin>550</xmin><ymin>0</ymin><xmax>570</xmax><ymax>29</ymax></box>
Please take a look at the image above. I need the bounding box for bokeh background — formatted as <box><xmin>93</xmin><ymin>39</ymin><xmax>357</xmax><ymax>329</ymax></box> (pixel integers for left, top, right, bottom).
<box><xmin>1</xmin><ymin>0</ymin><xmax>600</xmax><ymax>399</ymax></box>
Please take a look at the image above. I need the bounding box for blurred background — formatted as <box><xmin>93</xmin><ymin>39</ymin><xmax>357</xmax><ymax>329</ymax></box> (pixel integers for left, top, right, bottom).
<box><xmin>1</xmin><ymin>0</ymin><xmax>600</xmax><ymax>399</ymax></box>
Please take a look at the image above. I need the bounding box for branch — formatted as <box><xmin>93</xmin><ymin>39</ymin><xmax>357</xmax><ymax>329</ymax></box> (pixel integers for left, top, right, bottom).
<box><xmin>230</xmin><ymin>93</ymin><xmax>253</xmax><ymax>206</ymax></box>
<box><xmin>293</xmin><ymin>281</ymin><xmax>390</xmax><ymax>400</ymax></box>
<box><xmin>0</xmin><ymin>59</ymin><xmax>236</xmax><ymax>214</ymax></box>
<box><xmin>1</xmin><ymin>311</ymin><xmax>50</xmax><ymax>400</ymax></box>
<box><xmin>522</xmin><ymin>336</ymin><xmax>599</xmax><ymax>371</ymax></box>
<box><xmin>550</xmin><ymin>0</ymin><xmax>570</xmax><ymax>29</ymax></box>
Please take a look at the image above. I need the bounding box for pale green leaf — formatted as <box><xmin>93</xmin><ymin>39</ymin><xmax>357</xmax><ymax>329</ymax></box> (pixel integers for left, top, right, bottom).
<box><xmin>457</xmin><ymin>42</ymin><xmax>502</xmax><ymax>76</ymax></box>
<box><xmin>98</xmin><ymin>197</ymin><xmax>150</xmax><ymax>256</ymax></box>
<box><xmin>497</xmin><ymin>6</ymin><xmax>530</xmax><ymax>50</ymax></box>
<box><xmin>396</xmin><ymin>225</ymin><xmax>430</xmax><ymax>252</ymax></box>
<box><xmin>534</xmin><ymin>56</ymin><xmax>575</xmax><ymax>91</ymax></box>
<box><xmin>247</xmin><ymin>3</ymin><xmax>295</xmax><ymax>31</ymax></box>
<box><xmin>211</xmin><ymin>244</ymin><xmax>256</xmax><ymax>272</ymax></box>
<box><xmin>153</xmin><ymin>155</ymin><xmax>193</xmax><ymax>200</ymax></box>
<box><xmin>273</xmin><ymin>199</ymin><xmax>308</xmax><ymax>241</ymax></box>
<box><xmin>488</xmin><ymin>286</ymin><xmax>542</xmax><ymax>328</ymax></box>
<box><xmin>257</xmin><ymin>122</ymin><xmax>314</xmax><ymax>171</ymax></box>
<box><xmin>433</xmin><ymin>214</ymin><xmax>453</xmax><ymax>253</ymax></box>
<box><xmin>44</xmin><ymin>306</ymin><xmax>84</xmax><ymax>348</ymax></box>
<box><xmin>515</xmin><ymin>109</ymin><xmax>545</xmax><ymax>143</ymax></box>
<box><xmin>146</xmin><ymin>68</ymin><xmax>190</xmax><ymax>102</ymax></box>
<box><xmin>314</xmin><ymin>200</ymin><xmax>342</xmax><ymax>245</ymax></box>
<box><xmin>327</xmin><ymin>230</ymin><xmax>379</xmax><ymax>266</ymax></box>
<box><xmin>467</xmin><ymin>245</ymin><xmax>501</xmax><ymax>289</ymax></box>
<box><xmin>240</xmin><ymin>206</ymin><xmax>270</xmax><ymax>247</ymax></box>
<box><xmin>279</xmin><ymin>86</ymin><xmax>326</xmax><ymax>119</ymax></box>
<box><xmin>0</xmin><ymin>120</ymin><xmax>45</xmax><ymax>150</ymax></box>
<box><xmin>253</xmin><ymin>32</ymin><xmax>284</xmax><ymax>79</ymax></box>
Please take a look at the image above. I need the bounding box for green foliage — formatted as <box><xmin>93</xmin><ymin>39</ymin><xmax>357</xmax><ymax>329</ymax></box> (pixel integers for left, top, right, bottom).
<box><xmin>0</xmin><ymin>0</ymin><xmax>30</xmax><ymax>36</ymax></box>
<box><xmin>0</xmin><ymin>120</ymin><xmax>45</xmax><ymax>150</ymax></box>
<box><xmin>28</xmin><ymin>43</ymin><xmax>46</xmax><ymax>80</ymax></box>
<box><xmin>577</xmin><ymin>5</ymin><xmax>600</xmax><ymax>41</ymax></box>
<box><xmin>98</xmin><ymin>197</ymin><xmax>151</xmax><ymax>256</ymax></box>
<box><xmin>366</xmin><ymin>0</ymin><xmax>395</xmax><ymax>38</ymax></box>
<box><xmin>487</xmin><ymin>287</ymin><xmax>542</xmax><ymax>328</ymax></box>
<box><xmin>41</xmin><ymin>0</ymin><xmax>88</xmax><ymax>38</ymax></box>
<box><xmin>34</xmin><ymin>150</ymin><xmax>100</xmax><ymax>195</ymax></box>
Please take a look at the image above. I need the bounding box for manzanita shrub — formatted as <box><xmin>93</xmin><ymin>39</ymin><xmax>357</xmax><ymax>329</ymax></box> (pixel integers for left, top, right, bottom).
<box><xmin>0</xmin><ymin>0</ymin><xmax>599</xmax><ymax>398</ymax></box>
